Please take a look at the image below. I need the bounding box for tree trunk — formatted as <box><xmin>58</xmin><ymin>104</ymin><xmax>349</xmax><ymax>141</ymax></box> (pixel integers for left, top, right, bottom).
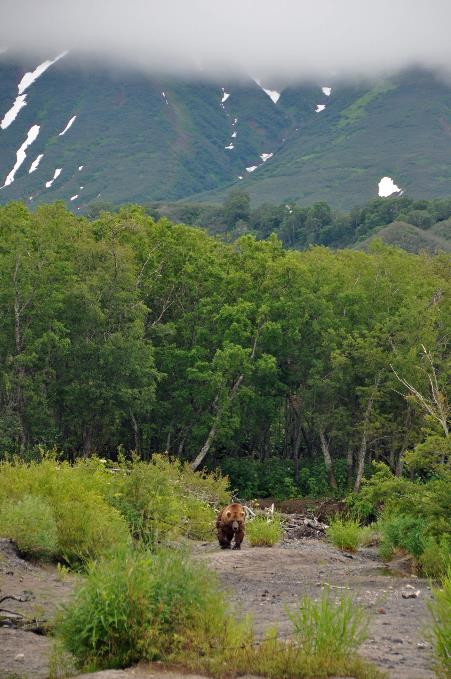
<box><xmin>354</xmin><ymin>373</ymin><xmax>382</xmax><ymax>493</ymax></box>
<box><xmin>190</xmin><ymin>419</ymin><xmax>219</xmax><ymax>471</ymax></box>
<box><xmin>319</xmin><ymin>429</ymin><xmax>337</xmax><ymax>489</ymax></box>
<box><xmin>346</xmin><ymin>448</ymin><xmax>353</xmax><ymax>489</ymax></box>
<box><xmin>130</xmin><ymin>411</ymin><xmax>140</xmax><ymax>453</ymax></box>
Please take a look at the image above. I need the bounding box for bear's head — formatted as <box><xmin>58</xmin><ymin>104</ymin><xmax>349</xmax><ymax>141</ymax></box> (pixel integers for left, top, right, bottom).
<box><xmin>224</xmin><ymin>503</ymin><xmax>245</xmax><ymax>533</ymax></box>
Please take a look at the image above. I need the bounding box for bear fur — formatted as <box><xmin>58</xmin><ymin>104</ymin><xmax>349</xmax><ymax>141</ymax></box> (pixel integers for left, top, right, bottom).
<box><xmin>216</xmin><ymin>502</ymin><xmax>245</xmax><ymax>549</ymax></box>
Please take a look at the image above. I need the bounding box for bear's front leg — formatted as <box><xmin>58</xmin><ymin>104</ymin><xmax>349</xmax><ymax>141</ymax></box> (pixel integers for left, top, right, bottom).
<box><xmin>232</xmin><ymin>527</ymin><xmax>244</xmax><ymax>549</ymax></box>
<box><xmin>219</xmin><ymin>537</ymin><xmax>232</xmax><ymax>549</ymax></box>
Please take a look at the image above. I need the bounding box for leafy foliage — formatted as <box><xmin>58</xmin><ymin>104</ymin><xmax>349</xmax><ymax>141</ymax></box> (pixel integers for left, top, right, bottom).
<box><xmin>429</xmin><ymin>570</ymin><xmax>451</xmax><ymax>678</ymax></box>
<box><xmin>246</xmin><ymin>514</ymin><xmax>284</xmax><ymax>547</ymax></box>
<box><xmin>0</xmin><ymin>455</ymin><xmax>230</xmax><ymax>563</ymax></box>
<box><xmin>0</xmin><ymin>494</ymin><xmax>58</xmax><ymax>559</ymax></box>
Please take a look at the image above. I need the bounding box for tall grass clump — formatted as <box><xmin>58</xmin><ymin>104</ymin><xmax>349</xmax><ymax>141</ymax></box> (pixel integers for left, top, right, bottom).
<box><xmin>326</xmin><ymin>517</ymin><xmax>367</xmax><ymax>552</ymax></box>
<box><xmin>287</xmin><ymin>586</ymin><xmax>369</xmax><ymax>659</ymax></box>
<box><xmin>429</xmin><ymin>570</ymin><xmax>451</xmax><ymax>678</ymax></box>
<box><xmin>55</xmin><ymin>547</ymin><xmax>250</xmax><ymax>672</ymax></box>
<box><xmin>0</xmin><ymin>457</ymin><xmax>129</xmax><ymax>565</ymax></box>
<box><xmin>246</xmin><ymin>514</ymin><xmax>284</xmax><ymax>547</ymax></box>
<box><xmin>0</xmin><ymin>494</ymin><xmax>58</xmax><ymax>559</ymax></box>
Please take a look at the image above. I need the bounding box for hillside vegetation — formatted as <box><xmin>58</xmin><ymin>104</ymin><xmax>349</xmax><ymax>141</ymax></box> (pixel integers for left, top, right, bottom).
<box><xmin>1</xmin><ymin>57</ymin><xmax>451</xmax><ymax>210</ymax></box>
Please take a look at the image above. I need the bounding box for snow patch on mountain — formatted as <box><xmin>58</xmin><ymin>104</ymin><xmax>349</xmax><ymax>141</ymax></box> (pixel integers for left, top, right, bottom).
<box><xmin>378</xmin><ymin>176</ymin><xmax>402</xmax><ymax>197</ymax></box>
<box><xmin>161</xmin><ymin>91</ymin><xmax>169</xmax><ymax>105</ymax></box>
<box><xmin>2</xmin><ymin>125</ymin><xmax>40</xmax><ymax>188</ymax></box>
<box><xmin>231</xmin><ymin>130</ymin><xmax>237</xmax><ymax>138</ymax></box>
<box><xmin>322</xmin><ymin>87</ymin><xmax>332</xmax><ymax>96</ymax></box>
<box><xmin>1</xmin><ymin>94</ymin><xmax>27</xmax><ymax>129</ymax></box>
<box><xmin>260</xmin><ymin>153</ymin><xmax>273</xmax><ymax>162</ymax></box>
<box><xmin>18</xmin><ymin>52</ymin><xmax>68</xmax><ymax>95</ymax></box>
<box><xmin>225</xmin><ymin>143</ymin><xmax>234</xmax><ymax>150</ymax></box>
<box><xmin>78</xmin><ymin>165</ymin><xmax>84</xmax><ymax>171</ymax></box>
<box><xmin>221</xmin><ymin>88</ymin><xmax>230</xmax><ymax>103</ymax></box>
<box><xmin>0</xmin><ymin>52</ymin><xmax>68</xmax><ymax>130</ymax></box>
<box><xmin>246</xmin><ymin>165</ymin><xmax>258</xmax><ymax>173</ymax></box>
<box><xmin>254</xmin><ymin>78</ymin><xmax>281</xmax><ymax>104</ymax></box>
<box><xmin>29</xmin><ymin>153</ymin><xmax>44</xmax><ymax>173</ymax></box>
<box><xmin>70</xmin><ymin>194</ymin><xmax>78</xmax><ymax>201</ymax></box>
<box><xmin>58</xmin><ymin>115</ymin><xmax>76</xmax><ymax>136</ymax></box>
<box><xmin>45</xmin><ymin>168</ymin><xmax>62</xmax><ymax>188</ymax></box>
<box><xmin>315</xmin><ymin>104</ymin><xmax>326</xmax><ymax>112</ymax></box>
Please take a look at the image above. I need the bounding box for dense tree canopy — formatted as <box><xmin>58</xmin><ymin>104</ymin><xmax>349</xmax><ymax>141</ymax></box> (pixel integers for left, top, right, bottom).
<box><xmin>0</xmin><ymin>201</ymin><xmax>449</xmax><ymax>494</ymax></box>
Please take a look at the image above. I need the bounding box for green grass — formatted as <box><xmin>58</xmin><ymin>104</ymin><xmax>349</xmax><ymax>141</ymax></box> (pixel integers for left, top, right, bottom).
<box><xmin>326</xmin><ymin>517</ymin><xmax>370</xmax><ymax>552</ymax></box>
<box><xmin>287</xmin><ymin>586</ymin><xmax>369</xmax><ymax>659</ymax></box>
<box><xmin>429</xmin><ymin>570</ymin><xmax>451</xmax><ymax>678</ymax></box>
<box><xmin>246</xmin><ymin>514</ymin><xmax>284</xmax><ymax>547</ymax></box>
<box><xmin>0</xmin><ymin>495</ymin><xmax>59</xmax><ymax>560</ymax></box>
<box><xmin>0</xmin><ymin>454</ymin><xmax>230</xmax><ymax>566</ymax></box>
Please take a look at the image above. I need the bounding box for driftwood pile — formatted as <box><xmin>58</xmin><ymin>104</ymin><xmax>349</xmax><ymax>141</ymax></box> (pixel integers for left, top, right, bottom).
<box><xmin>243</xmin><ymin>503</ymin><xmax>329</xmax><ymax>540</ymax></box>
<box><xmin>281</xmin><ymin>514</ymin><xmax>329</xmax><ymax>540</ymax></box>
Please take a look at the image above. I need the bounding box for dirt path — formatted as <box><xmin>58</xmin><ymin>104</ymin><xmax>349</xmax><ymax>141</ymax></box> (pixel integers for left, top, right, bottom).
<box><xmin>0</xmin><ymin>538</ymin><xmax>436</xmax><ymax>679</ymax></box>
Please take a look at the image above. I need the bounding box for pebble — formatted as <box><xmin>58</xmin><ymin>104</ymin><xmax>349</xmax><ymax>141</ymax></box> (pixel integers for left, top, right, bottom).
<box><xmin>14</xmin><ymin>654</ymin><xmax>25</xmax><ymax>661</ymax></box>
<box><xmin>402</xmin><ymin>589</ymin><xmax>420</xmax><ymax>599</ymax></box>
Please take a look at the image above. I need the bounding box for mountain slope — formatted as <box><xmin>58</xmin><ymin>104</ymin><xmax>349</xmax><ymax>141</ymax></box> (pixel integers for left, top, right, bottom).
<box><xmin>1</xmin><ymin>53</ymin><xmax>451</xmax><ymax>211</ymax></box>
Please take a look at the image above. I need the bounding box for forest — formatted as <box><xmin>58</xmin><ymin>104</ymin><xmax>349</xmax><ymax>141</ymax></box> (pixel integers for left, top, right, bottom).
<box><xmin>0</xmin><ymin>199</ymin><xmax>449</xmax><ymax>497</ymax></box>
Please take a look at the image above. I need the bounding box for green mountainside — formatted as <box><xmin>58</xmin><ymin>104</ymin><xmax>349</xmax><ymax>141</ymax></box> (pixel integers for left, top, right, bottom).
<box><xmin>1</xmin><ymin>55</ymin><xmax>451</xmax><ymax>212</ymax></box>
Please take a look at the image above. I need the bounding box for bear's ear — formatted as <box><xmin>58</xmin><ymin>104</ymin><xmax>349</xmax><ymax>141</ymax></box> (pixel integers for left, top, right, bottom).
<box><xmin>241</xmin><ymin>511</ymin><xmax>245</xmax><ymax>518</ymax></box>
<box><xmin>226</xmin><ymin>511</ymin><xmax>232</xmax><ymax>518</ymax></box>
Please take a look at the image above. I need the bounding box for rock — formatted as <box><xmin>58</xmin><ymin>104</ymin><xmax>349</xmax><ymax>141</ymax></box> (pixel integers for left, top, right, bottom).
<box><xmin>377</xmin><ymin>607</ymin><xmax>386</xmax><ymax>614</ymax></box>
<box><xmin>402</xmin><ymin>589</ymin><xmax>420</xmax><ymax>599</ymax></box>
<box><xmin>14</xmin><ymin>653</ymin><xmax>25</xmax><ymax>661</ymax></box>
<box><xmin>417</xmin><ymin>642</ymin><xmax>427</xmax><ymax>649</ymax></box>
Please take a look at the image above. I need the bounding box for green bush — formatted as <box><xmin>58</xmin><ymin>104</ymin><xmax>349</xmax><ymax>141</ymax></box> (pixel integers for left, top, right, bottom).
<box><xmin>346</xmin><ymin>463</ymin><xmax>451</xmax><ymax>575</ymax></box>
<box><xmin>429</xmin><ymin>570</ymin><xmax>451</xmax><ymax>678</ymax></box>
<box><xmin>326</xmin><ymin>518</ymin><xmax>367</xmax><ymax>552</ymax></box>
<box><xmin>0</xmin><ymin>457</ymin><xmax>129</xmax><ymax>565</ymax></box>
<box><xmin>56</xmin><ymin>548</ymin><xmax>250</xmax><ymax>672</ymax></box>
<box><xmin>0</xmin><ymin>494</ymin><xmax>58</xmax><ymax>559</ymax></box>
<box><xmin>247</xmin><ymin>514</ymin><xmax>284</xmax><ymax>546</ymax></box>
<box><xmin>420</xmin><ymin>537</ymin><xmax>451</xmax><ymax>579</ymax></box>
<box><xmin>110</xmin><ymin>454</ymin><xmax>228</xmax><ymax>544</ymax></box>
<box><xmin>379</xmin><ymin>513</ymin><xmax>427</xmax><ymax>561</ymax></box>
<box><xmin>287</xmin><ymin>587</ymin><xmax>369</xmax><ymax>659</ymax></box>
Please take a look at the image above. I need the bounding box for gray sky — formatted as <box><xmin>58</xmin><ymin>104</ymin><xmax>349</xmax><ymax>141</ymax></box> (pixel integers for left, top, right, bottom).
<box><xmin>2</xmin><ymin>0</ymin><xmax>451</xmax><ymax>82</ymax></box>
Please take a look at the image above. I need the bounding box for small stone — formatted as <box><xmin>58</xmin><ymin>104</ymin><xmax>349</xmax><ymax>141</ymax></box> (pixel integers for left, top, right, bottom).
<box><xmin>14</xmin><ymin>654</ymin><xmax>25</xmax><ymax>661</ymax></box>
<box><xmin>343</xmin><ymin>553</ymin><xmax>354</xmax><ymax>559</ymax></box>
<box><xmin>377</xmin><ymin>607</ymin><xmax>386</xmax><ymax>614</ymax></box>
<box><xmin>402</xmin><ymin>589</ymin><xmax>420</xmax><ymax>599</ymax></box>
<box><xmin>417</xmin><ymin>642</ymin><xmax>427</xmax><ymax>649</ymax></box>
<box><xmin>405</xmin><ymin>584</ymin><xmax>416</xmax><ymax>589</ymax></box>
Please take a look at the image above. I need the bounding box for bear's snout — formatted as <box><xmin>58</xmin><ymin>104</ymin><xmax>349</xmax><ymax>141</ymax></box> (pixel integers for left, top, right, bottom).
<box><xmin>232</xmin><ymin>520</ymin><xmax>239</xmax><ymax>532</ymax></box>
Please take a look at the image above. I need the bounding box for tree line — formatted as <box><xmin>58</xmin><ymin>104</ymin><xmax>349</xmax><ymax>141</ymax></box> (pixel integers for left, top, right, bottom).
<box><xmin>0</xmin><ymin>201</ymin><xmax>449</xmax><ymax>492</ymax></box>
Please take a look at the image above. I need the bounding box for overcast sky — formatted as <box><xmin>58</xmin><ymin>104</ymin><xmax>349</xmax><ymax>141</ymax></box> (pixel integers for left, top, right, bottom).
<box><xmin>2</xmin><ymin>0</ymin><xmax>451</xmax><ymax>83</ymax></box>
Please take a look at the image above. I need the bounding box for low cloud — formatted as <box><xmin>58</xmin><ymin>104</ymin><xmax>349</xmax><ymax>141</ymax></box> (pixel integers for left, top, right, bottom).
<box><xmin>2</xmin><ymin>0</ymin><xmax>451</xmax><ymax>83</ymax></box>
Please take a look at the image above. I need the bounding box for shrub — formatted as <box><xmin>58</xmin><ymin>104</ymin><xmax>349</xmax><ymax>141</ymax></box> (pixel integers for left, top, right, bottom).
<box><xmin>326</xmin><ymin>517</ymin><xmax>366</xmax><ymax>552</ymax></box>
<box><xmin>0</xmin><ymin>457</ymin><xmax>129</xmax><ymax>565</ymax></box>
<box><xmin>429</xmin><ymin>570</ymin><xmax>451</xmax><ymax>678</ymax></box>
<box><xmin>246</xmin><ymin>514</ymin><xmax>284</xmax><ymax>547</ymax></box>
<box><xmin>0</xmin><ymin>494</ymin><xmax>58</xmax><ymax>559</ymax></box>
<box><xmin>287</xmin><ymin>587</ymin><xmax>369</xmax><ymax>659</ymax></box>
<box><xmin>420</xmin><ymin>537</ymin><xmax>451</xmax><ymax>579</ymax></box>
<box><xmin>109</xmin><ymin>454</ymin><xmax>228</xmax><ymax>544</ymax></box>
<box><xmin>378</xmin><ymin>513</ymin><xmax>427</xmax><ymax>561</ymax></box>
<box><xmin>56</xmin><ymin>548</ymin><xmax>250</xmax><ymax>672</ymax></box>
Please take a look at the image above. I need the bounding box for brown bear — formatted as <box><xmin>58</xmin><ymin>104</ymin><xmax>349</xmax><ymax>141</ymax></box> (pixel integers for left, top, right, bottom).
<box><xmin>216</xmin><ymin>503</ymin><xmax>245</xmax><ymax>549</ymax></box>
